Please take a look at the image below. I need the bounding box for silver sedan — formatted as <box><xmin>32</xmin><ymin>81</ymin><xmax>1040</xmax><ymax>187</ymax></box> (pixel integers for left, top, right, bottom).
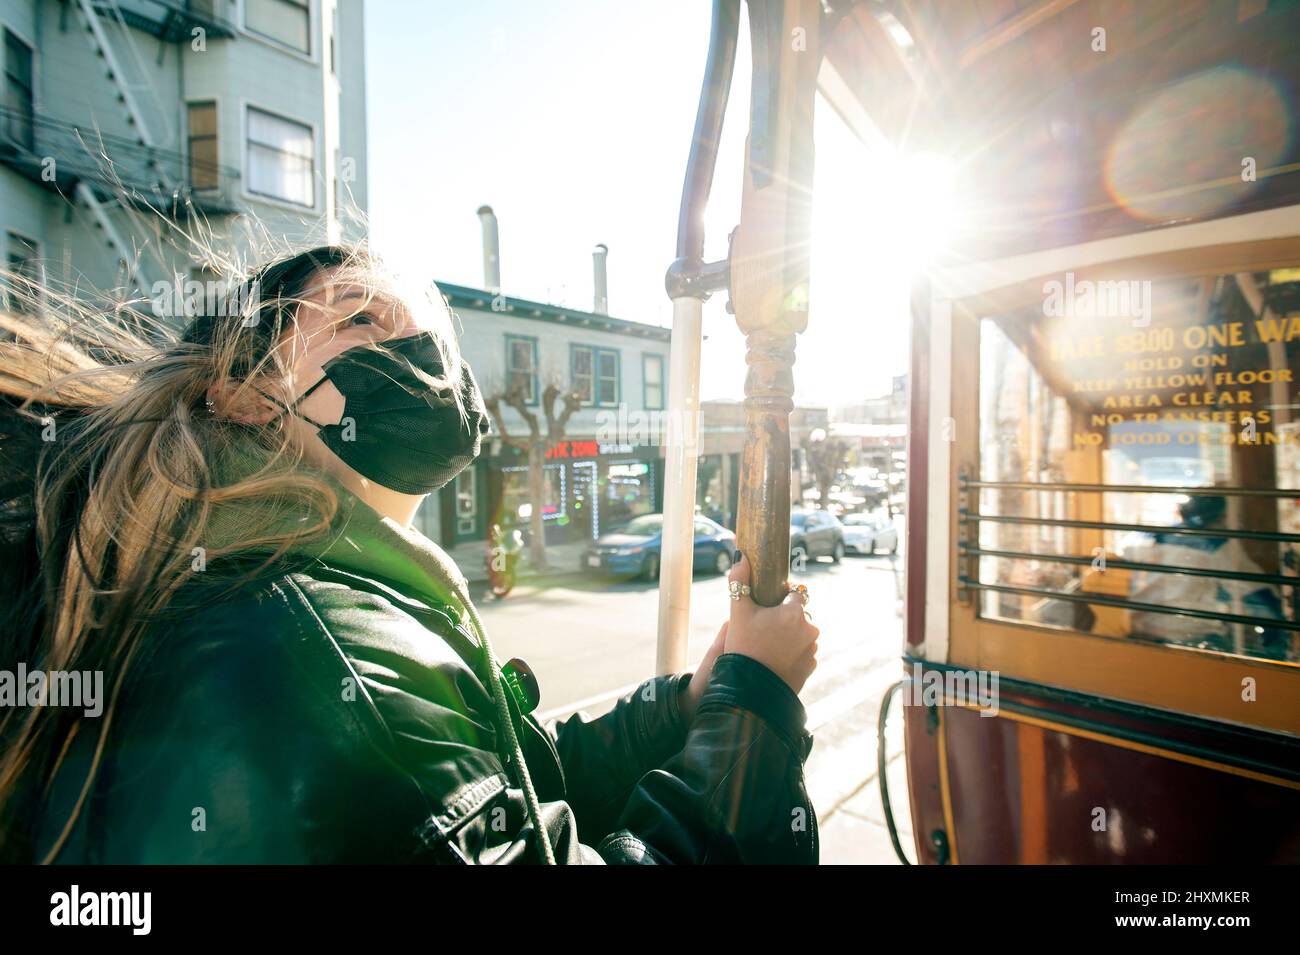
<box><xmin>841</xmin><ymin>512</ymin><xmax>898</xmax><ymax>555</ymax></box>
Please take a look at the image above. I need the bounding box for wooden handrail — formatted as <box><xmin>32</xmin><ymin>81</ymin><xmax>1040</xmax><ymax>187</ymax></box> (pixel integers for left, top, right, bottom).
<box><xmin>729</xmin><ymin>0</ymin><xmax>821</xmax><ymax>606</ymax></box>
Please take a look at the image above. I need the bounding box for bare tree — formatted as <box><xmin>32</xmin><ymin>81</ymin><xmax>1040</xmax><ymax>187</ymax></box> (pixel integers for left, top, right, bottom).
<box><xmin>806</xmin><ymin>431</ymin><xmax>849</xmax><ymax>511</ymax></box>
<box><xmin>484</xmin><ymin>378</ymin><xmax>583</xmax><ymax>569</ymax></box>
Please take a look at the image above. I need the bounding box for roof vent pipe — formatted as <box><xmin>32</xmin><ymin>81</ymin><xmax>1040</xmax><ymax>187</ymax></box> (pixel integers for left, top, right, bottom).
<box><xmin>592</xmin><ymin>243</ymin><xmax>609</xmax><ymax>315</ymax></box>
<box><xmin>477</xmin><ymin>205</ymin><xmax>501</xmax><ymax>293</ymax></box>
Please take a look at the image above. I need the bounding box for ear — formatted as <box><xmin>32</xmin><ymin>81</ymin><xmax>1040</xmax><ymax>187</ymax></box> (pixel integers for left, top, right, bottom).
<box><xmin>206</xmin><ymin>379</ymin><xmax>281</xmax><ymax>426</ymax></box>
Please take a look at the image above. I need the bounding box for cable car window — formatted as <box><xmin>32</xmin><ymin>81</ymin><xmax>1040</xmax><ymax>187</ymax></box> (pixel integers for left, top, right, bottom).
<box><xmin>972</xmin><ymin>268</ymin><xmax>1300</xmax><ymax>664</ymax></box>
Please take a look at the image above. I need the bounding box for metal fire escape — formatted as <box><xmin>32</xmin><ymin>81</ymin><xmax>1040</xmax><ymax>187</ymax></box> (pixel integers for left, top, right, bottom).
<box><xmin>0</xmin><ymin>1</ymin><xmax>240</xmax><ymax>294</ymax></box>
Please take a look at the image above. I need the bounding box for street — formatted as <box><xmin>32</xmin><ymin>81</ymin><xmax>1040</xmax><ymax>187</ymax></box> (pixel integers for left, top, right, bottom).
<box><xmin>473</xmin><ymin>545</ymin><xmax>915</xmax><ymax>863</ymax></box>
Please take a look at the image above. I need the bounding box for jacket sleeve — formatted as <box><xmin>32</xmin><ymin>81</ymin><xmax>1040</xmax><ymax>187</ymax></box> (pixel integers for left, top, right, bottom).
<box><xmin>598</xmin><ymin>654</ymin><xmax>818</xmax><ymax>864</ymax></box>
<box><xmin>544</xmin><ymin>672</ymin><xmax>692</xmax><ymax>842</ymax></box>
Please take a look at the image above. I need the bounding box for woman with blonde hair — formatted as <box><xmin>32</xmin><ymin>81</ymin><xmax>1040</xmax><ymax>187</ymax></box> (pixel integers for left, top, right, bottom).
<box><xmin>0</xmin><ymin>245</ymin><xmax>819</xmax><ymax>864</ymax></box>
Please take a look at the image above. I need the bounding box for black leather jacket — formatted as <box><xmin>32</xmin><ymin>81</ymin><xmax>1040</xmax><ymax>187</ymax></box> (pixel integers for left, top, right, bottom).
<box><xmin>33</xmin><ymin>497</ymin><xmax>818</xmax><ymax>864</ymax></box>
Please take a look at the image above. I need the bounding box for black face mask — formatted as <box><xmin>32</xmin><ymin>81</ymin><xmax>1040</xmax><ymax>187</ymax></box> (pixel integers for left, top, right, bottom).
<box><xmin>269</xmin><ymin>333</ymin><xmax>490</xmax><ymax>495</ymax></box>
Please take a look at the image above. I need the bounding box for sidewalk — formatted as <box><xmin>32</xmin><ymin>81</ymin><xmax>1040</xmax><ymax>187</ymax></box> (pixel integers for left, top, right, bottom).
<box><xmin>811</xmin><ymin>709</ymin><xmax>914</xmax><ymax>864</ymax></box>
<box><xmin>447</xmin><ymin>540</ymin><xmax>589</xmax><ymax>584</ymax></box>
<box><xmin>801</xmin><ymin>652</ymin><xmax>915</xmax><ymax>864</ymax></box>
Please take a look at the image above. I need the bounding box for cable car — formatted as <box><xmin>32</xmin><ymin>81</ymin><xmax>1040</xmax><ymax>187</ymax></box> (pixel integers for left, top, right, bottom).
<box><xmin>835</xmin><ymin>0</ymin><xmax>1300</xmax><ymax>864</ymax></box>
<box><xmin>657</xmin><ymin>0</ymin><xmax>1300</xmax><ymax>864</ymax></box>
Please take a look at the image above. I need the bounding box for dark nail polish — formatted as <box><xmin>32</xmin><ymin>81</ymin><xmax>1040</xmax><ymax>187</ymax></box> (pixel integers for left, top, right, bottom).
<box><xmin>733</xmin><ymin>549</ymin><xmax>742</xmax><ymax>563</ymax></box>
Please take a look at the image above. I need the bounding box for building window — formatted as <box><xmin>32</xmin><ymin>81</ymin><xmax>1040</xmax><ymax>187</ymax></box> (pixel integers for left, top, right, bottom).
<box><xmin>605</xmin><ymin>460</ymin><xmax>654</xmax><ymax>527</ymax></box>
<box><xmin>571</xmin><ymin>345</ymin><xmax>594</xmax><ymax>403</ymax></box>
<box><xmin>246</xmin><ymin>107</ymin><xmax>314</xmax><ymax>207</ymax></box>
<box><xmin>329</xmin><ymin>4</ymin><xmax>337</xmax><ymax>74</ymax></box>
<box><xmin>643</xmin><ymin>353</ymin><xmax>665</xmax><ymax>410</ymax></box>
<box><xmin>245</xmin><ymin>0</ymin><xmax>311</xmax><ymax>55</ymax></box>
<box><xmin>572</xmin><ymin>345</ymin><xmax>620</xmax><ymax>406</ymax></box>
<box><xmin>596</xmin><ymin>348</ymin><xmax>620</xmax><ymax>406</ymax></box>
<box><xmin>4</xmin><ymin>232</ymin><xmax>41</xmax><ymax>314</ymax></box>
<box><xmin>3</xmin><ymin>30</ymin><xmax>34</xmax><ymax>151</ymax></box>
<box><xmin>506</xmin><ymin>335</ymin><xmax>538</xmax><ymax>405</ymax></box>
<box><xmin>187</xmin><ymin>101</ymin><xmax>218</xmax><ymax>190</ymax></box>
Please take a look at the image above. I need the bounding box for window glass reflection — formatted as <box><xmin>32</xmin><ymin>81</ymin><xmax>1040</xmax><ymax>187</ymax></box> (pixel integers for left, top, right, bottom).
<box><xmin>976</xmin><ymin>269</ymin><xmax>1300</xmax><ymax>663</ymax></box>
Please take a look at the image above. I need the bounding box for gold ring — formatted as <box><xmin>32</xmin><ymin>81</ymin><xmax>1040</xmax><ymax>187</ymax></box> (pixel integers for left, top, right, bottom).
<box><xmin>728</xmin><ymin>580</ymin><xmax>751</xmax><ymax>601</ymax></box>
<box><xmin>791</xmin><ymin>584</ymin><xmax>810</xmax><ymax>606</ymax></box>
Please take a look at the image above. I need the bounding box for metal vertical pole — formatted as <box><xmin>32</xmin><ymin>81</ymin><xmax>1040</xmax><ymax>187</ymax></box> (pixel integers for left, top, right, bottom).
<box><xmin>655</xmin><ymin>0</ymin><xmax>740</xmax><ymax>674</ymax></box>
<box><xmin>656</xmin><ymin>296</ymin><xmax>705</xmax><ymax>674</ymax></box>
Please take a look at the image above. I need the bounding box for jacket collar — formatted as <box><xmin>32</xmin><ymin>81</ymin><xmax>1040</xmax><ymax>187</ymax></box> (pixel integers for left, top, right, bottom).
<box><xmin>314</xmin><ymin>488</ymin><xmax>476</xmax><ymax>625</ymax></box>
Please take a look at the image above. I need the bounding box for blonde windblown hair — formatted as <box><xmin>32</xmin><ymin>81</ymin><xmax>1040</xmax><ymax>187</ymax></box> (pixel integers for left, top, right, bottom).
<box><xmin>0</xmin><ymin>237</ymin><xmax>466</xmax><ymax>862</ymax></box>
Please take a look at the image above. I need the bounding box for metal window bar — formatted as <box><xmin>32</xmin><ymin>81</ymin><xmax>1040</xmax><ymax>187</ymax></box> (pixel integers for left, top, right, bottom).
<box><xmin>960</xmin><ymin>544</ymin><xmax>1299</xmax><ymax>590</ymax></box>
<box><xmin>958</xmin><ymin>480</ymin><xmax>1300</xmax><ymax>632</ymax></box>
<box><xmin>959</xmin><ymin>578</ymin><xmax>1300</xmax><ymax>633</ymax></box>
<box><xmin>959</xmin><ymin>510</ymin><xmax>1300</xmax><ymax>545</ymax></box>
<box><xmin>0</xmin><ymin>104</ymin><xmax>238</xmax><ymax>209</ymax></box>
<box><xmin>960</xmin><ymin>478</ymin><xmax>1298</xmax><ymax>499</ymax></box>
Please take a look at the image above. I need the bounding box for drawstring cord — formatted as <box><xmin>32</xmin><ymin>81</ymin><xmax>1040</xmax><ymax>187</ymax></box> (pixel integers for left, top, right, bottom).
<box><xmin>461</xmin><ymin>598</ymin><xmax>557</xmax><ymax>865</ymax></box>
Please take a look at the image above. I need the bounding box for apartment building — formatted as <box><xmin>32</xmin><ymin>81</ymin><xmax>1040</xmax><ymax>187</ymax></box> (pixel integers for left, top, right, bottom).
<box><xmin>0</xmin><ymin>0</ymin><xmax>366</xmax><ymax>301</ymax></box>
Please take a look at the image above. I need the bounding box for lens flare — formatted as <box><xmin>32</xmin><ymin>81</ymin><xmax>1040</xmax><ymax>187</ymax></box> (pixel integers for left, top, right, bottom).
<box><xmin>1105</xmin><ymin>66</ymin><xmax>1291</xmax><ymax>222</ymax></box>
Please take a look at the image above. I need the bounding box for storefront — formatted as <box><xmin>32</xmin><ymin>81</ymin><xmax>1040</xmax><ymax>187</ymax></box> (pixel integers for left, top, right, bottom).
<box><xmin>435</xmin><ymin>438</ymin><xmax>664</xmax><ymax>548</ymax></box>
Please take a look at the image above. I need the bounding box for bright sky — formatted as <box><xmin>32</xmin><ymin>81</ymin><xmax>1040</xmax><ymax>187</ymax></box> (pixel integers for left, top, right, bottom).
<box><xmin>364</xmin><ymin>1</ymin><xmax>940</xmax><ymax>408</ymax></box>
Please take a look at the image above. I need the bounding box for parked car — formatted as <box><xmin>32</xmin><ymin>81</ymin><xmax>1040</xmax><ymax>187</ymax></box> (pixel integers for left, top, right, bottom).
<box><xmin>581</xmin><ymin>513</ymin><xmax>736</xmax><ymax>581</ymax></box>
<box><xmin>790</xmin><ymin>508</ymin><xmax>845</xmax><ymax>568</ymax></box>
<box><xmin>841</xmin><ymin>512</ymin><xmax>898</xmax><ymax>555</ymax></box>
